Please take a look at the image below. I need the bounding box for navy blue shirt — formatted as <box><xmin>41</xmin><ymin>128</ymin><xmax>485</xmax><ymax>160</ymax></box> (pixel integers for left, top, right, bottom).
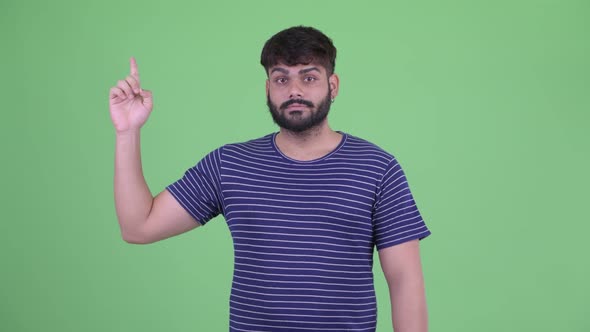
<box><xmin>167</xmin><ymin>132</ymin><xmax>430</xmax><ymax>331</ymax></box>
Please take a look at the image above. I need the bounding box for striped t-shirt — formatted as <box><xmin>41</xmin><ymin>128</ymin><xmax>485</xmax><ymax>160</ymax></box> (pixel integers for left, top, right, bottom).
<box><xmin>167</xmin><ymin>132</ymin><xmax>430</xmax><ymax>332</ymax></box>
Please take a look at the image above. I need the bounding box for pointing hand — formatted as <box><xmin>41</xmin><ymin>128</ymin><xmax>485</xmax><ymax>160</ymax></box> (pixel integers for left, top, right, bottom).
<box><xmin>109</xmin><ymin>57</ymin><xmax>154</xmax><ymax>133</ymax></box>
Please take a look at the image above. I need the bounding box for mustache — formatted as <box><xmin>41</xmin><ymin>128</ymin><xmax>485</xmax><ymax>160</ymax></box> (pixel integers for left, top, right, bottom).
<box><xmin>280</xmin><ymin>99</ymin><xmax>314</xmax><ymax>110</ymax></box>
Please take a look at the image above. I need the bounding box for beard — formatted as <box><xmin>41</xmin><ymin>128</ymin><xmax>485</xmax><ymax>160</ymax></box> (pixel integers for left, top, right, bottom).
<box><xmin>267</xmin><ymin>88</ymin><xmax>332</xmax><ymax>133</ymax></box>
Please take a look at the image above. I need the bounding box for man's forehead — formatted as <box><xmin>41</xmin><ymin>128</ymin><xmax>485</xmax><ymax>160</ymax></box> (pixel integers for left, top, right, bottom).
<box><xmin>269</xmin><ymin>63</ymin><xmax>326</xmax><ymax>75</ymax></box>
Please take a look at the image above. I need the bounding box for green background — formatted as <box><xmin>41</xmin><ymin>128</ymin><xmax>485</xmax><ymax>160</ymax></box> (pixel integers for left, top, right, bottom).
<box><xmin>1</xmin><ymin>0</ymin><xmax>588</xmax><ymax>331</ymax></box>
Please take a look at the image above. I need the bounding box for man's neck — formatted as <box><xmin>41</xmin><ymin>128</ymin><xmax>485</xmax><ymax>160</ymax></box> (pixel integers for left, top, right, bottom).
<box><xmin>275</xmin><ymin>122</ymin><xmax>343</xmax><ymax>161</ymax></box>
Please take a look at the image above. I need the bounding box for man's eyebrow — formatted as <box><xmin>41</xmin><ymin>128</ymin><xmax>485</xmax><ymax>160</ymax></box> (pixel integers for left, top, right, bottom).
<box><xmin>270</xmin><ymin>67</ymin><xmax>322</xmax><ymax>75</ymax></box>
<box><xmin>299</xmin><ymin>67</ymin><xmax>321</xmax><ymax>74</ymax></box>
<box><xmin>270</xmin><ymin>67</ymin><xmax>289</xmax><ymax>75</ymax></box>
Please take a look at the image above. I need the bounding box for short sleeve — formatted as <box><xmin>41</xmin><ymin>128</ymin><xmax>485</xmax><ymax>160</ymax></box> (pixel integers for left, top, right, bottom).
<box><xmin>373</xmin><ymin>158</ymin><xmax>431</xmax><ymax>251</ymax></box>
<box><xmin>166</xmin><ymin>148</ymin><xmax>224</xmax><ymax>226</ymax></box>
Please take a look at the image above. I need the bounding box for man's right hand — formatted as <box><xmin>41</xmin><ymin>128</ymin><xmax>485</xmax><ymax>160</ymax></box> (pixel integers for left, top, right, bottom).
<box><xmin>109</xmin><ymin>57</ymin><xmax>153</xmax><ymax>133</ymax></box>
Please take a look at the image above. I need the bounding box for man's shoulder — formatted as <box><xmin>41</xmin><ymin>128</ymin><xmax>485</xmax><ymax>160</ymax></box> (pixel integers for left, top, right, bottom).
<box><xmin>342</xmin><ymin>133</ymin><xmax>396</xmax><ymax>163</ymax></box>
<box><xmin>221</xmin><ymin>133</ymin><xmax>273</xmax><ymax>149</ymax></box>
<box><xmin>215</xmin><ymin>133</ymin><xmax>276</xmax><ymax>157</ymax></box>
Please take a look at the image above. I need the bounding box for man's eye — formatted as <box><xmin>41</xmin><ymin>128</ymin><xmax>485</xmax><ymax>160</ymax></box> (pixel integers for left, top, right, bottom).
<box><xmin>275</xmin><ymin>77</ymin><xmax>288</xmax><ymax>84</ymax></box>
<box><xmin>303</xmin><ymin>76</ymin><xmax>316</xmax><ymax>82</ymax></box>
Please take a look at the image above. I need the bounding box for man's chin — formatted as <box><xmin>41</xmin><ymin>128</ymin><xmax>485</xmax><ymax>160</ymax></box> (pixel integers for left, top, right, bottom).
<box><xmin>285</xmin><ymin>112</ymin><xmax>310</xmax><ymax>122</ymax></box>
<box><xmin>281</xmin><ymin>117</ymin><xmax>327</xmax><ymax>132</ymax></box>
<box><xmin>268</xmin><ymin>99</ymin><xmax>330</xmax><ymax>133</ymax></box>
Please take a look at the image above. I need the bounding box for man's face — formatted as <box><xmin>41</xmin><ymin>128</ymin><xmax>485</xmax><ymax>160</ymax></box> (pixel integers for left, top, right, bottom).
<box><xmin>266</xmin><ymin>63</ymin><xmax>339</xmax><ymax>133</ymax></box>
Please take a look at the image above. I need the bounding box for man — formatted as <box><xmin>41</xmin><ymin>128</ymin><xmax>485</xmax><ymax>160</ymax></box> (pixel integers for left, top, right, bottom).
<box><xmin>110</xmin><ymin>26</ymin><xmax>430</xmax><ymax>332</ymax></box>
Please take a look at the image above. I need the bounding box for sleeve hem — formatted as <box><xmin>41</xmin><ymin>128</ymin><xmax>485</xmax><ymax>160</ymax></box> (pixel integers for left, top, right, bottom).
<box><xmin>376</xmin><ymin>230</ymin><xmax>431</xmax><ymax>252</ymax></box>
<box><xmin>165</xmin><ymin>186</ymin><xmax>208</xmax><ymax>226</ymax></box>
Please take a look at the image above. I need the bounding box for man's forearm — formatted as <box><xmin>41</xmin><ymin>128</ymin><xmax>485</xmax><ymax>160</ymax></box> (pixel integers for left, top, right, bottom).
<box><xmin>114</xmin><ymin>130</ymin><xmax>153</xmax><ymax>242</ymax></box>
<box><xmin>389</xmin><ymin>275</ymin><xmax>428</xmax><ymax>332</ymax></box>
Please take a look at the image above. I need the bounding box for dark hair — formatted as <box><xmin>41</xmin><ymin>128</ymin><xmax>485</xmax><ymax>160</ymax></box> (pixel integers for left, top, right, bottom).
<box><xmin>260</xmin><ymin>26</ymin><xmax>337</xmax><ymax>76</ymax></box>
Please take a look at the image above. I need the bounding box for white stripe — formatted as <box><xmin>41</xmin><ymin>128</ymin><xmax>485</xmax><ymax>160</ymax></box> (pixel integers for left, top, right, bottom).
<box><xmin>234</xmin><ymin>243</ymin><xmax>372</xmax><ymax>256</ymax></box>
<box><xmin>229</xmin><ymin>319</ymin><xmax>376</xmax><ymax>331</ymax></box>
<box><xmin>230</xmin><ymin>216</ymin><xmax>370</xmax><ymax>233</ymax></box>
<box><xmin>226</xmin><ymin>204</ymin><xmax>371</xmax><ymax>225</ymax></box>
<box><xmin>223</xmin><ymin>174</ymin><xmax>376</xmax><ymax>194</ymax></box>
<box><xmin>231</xmin><ymin>230</ymin><xmax>369</xmax><ymax>246</ymax></box>
<box><xmin>225</xmin><ymin>195</ymin><xmax>372</xmax><ymax>213</ymax></box>
<box><xmin>223</xmin><ymin>159</ymin><xmax>379</xmax><ymax>181</ymax></box>
<box><xmin>227</xmin><ymin>210</ymin><xmax>373</xmax><ymax>228</ymax></box>
<box><xmin>230</xmin><ymin>293</ymin><xmax>376</xmax><ymax>306</ymax></box>
<box><xmin>232</xmin><ymin>288</ymin><xmax>377</xmax><ymax>300</ymax></box>
<box><xmin>232</xmin><ymin>236</ymin><xmax>372</xmax><ymax>250</ymax></box>
<box><xmin>223</xmin><ymin>189</ymin><xmax>373</xmax><ymax>207</ymax></box>
<box><xmin>234</xmin><ymin>262</ymin><xmax>372</xmax><ymax>275</ymax></box>
<box><xmin>235</xmin><ymin>255</ymin><xmax>371</xmax><ymax>268</ymax></box>
<box><xmin>230</xmin><ymin>313</ymin><xmax>376</xmax><ymax>326</ymax></box>
<box><xmin>221</xmin><ymin>182</ymin><xmax>373</xmax><ymax>201</ymax></box>
<box><xmin>234</xmin><ymin>249</ymin><xmax>370</xmax><ymax>262</ymax></box>
<box><xmin>232</xmin><ymin>280</ymin><xmax>375</xmax><ymax>294</ymax></box>
<box><xmin>230</xmin><ymin>298</ymin><xmax>375</xmax><ymax>312</ymax></box>
<box><xmin>233</xmin><ymin>274</ymin><xmax>373</xmax><ymax>287</ymax></box>
<box><xmin>231</xmin><ymin>305</ymin><xmax>376</xmax><ymax>319</ymax></box>
<box><xmin>233</xmin><ymin>268</ymin><xmax>373</xmax><ymax>281</ymax></box>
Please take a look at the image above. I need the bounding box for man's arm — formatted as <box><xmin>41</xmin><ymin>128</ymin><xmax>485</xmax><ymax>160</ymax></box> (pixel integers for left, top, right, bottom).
<box><xmin>114</xmin><ymin>131</ymin><xmax>199</xmax><ymax>244</ymax></box>
<box><xmin>111</xmin><ymin>57</ymin><xmax>199</xmax><ymax>244</ymax></box>
<box><xmin>378</xmin><ymin>239</ymin><xmax>428</xmax><ymax>332</ymax></box>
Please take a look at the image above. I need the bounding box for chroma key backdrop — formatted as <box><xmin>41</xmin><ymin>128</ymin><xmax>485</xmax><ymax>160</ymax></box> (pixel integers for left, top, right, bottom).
<box><xmin>1</xmin><ymin>0</ymin><xmax>588</xmax><ymax>331</ymax></box>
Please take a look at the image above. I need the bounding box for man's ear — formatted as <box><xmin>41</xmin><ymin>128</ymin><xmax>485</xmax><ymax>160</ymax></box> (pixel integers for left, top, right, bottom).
<box><xmin>329</xmin><ymin>73</ymin><xmax>340</xmax><ymax>99</ymax></box>
<box><xmin>266</xmin><ymin>79</ymin><xmax>269</xmax><ymax>95</ymax></box>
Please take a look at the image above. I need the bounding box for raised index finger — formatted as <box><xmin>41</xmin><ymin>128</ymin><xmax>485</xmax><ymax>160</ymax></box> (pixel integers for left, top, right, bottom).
<box><xmin>130</xmin><ymin>57</ymin><xmax>140</xmax><ymax>80</ymax></box>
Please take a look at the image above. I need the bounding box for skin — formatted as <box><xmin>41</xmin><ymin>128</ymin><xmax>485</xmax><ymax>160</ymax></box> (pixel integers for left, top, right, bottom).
<box><xmin>380</xmin><ymin>240</ymin><xmax>429</xmax><ymax>332</ymax></box>
<box><xmin>110</xmin><ymin>57</ymin><xmax>198</xmax><ymax>244</ymax></box>
<box><xmin>110</xmin><ymin>57</ymin><xmax>428</xmax><ymax>331</ymax></box>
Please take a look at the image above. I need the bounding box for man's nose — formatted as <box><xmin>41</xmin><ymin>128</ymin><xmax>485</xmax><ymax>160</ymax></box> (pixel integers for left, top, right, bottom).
<box><xmin>288</xmin><ymin>81</ymin><xmax>304</xmax><ymax>99</ymax></box>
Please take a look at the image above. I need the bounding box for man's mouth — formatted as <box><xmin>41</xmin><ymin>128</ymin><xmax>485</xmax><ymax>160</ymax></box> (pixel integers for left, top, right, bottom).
<box><xmin>280</xmin><ymin>99</ymin><xmax>314</xmax><ymax>110</ymax></box>
<box><xmin>287</xmin><ymin>103</ymin><xmax>308</xmax><ymax>109</ymax></box>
